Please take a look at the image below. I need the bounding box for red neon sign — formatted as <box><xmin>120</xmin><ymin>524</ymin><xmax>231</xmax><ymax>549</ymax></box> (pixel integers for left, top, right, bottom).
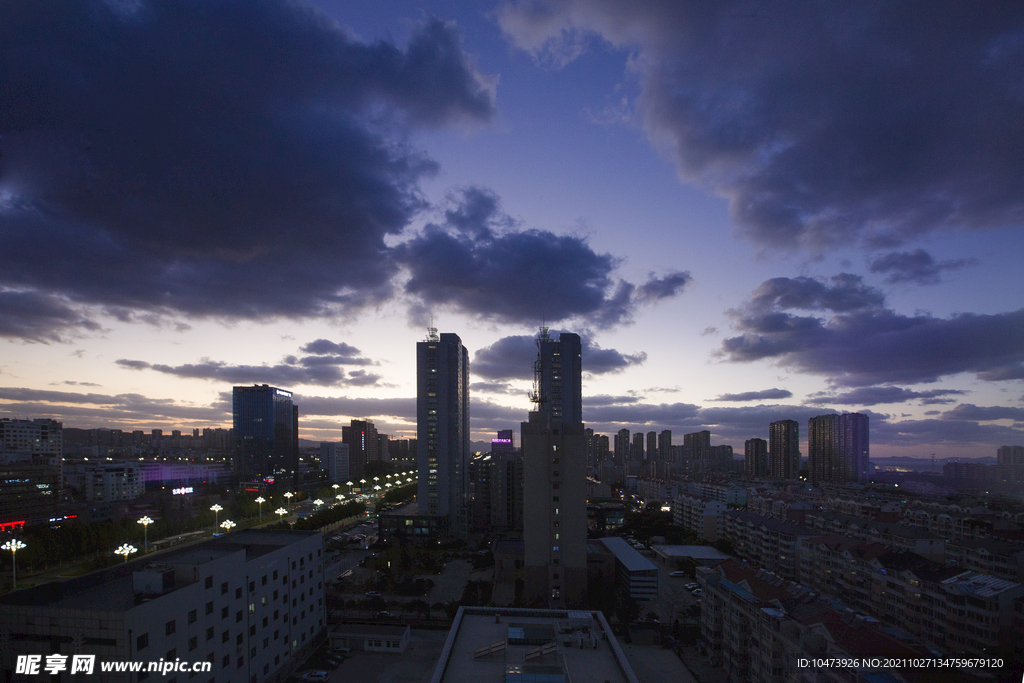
<box><xmin>0</xmin><ymin>520</ymin><xmax>26</xmax><ymax>531</ymax></box>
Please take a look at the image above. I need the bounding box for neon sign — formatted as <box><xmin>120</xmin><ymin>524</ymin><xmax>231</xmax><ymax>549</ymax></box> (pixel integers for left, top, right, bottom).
<box><xmin>172</xmin><ymin>486</ymin><xmax>194</xmax><ymax>495</ymax></box>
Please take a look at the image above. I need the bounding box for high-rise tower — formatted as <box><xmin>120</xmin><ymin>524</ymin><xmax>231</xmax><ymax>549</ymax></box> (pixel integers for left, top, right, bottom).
<box><xmin>417</xmin><ymin>329</ymin><xmax>470</xmax><ymax>536</ymax></box>
<box><xmin>769</xmin><ymin>419</ymin><xmax>800</xmax><ymax>480</ymax></box>
<box><xmin>809</xmin><ymin>413</ymin><xmax>869</xmax><ymax>484</ymax></box>
<box><xmin>531</xmin><ymin>329</ymin><xmax>582</xmax><ymax>423</ymax></box>
<box><xmin>523</xmin><ymin>327</ymin><xmax>587</xmax><ymax>607</ymax></box>
<box><xmin>233</xmin><ymin>384</ymin><xmax>297</xmax><ymax>481</ymax></box>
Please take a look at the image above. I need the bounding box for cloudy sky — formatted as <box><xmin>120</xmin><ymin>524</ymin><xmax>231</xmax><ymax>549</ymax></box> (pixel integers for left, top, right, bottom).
<box><xmin>2</xmin><ymin>0</ymin><xmax>1023</xmax><ymax>460</ymax></box>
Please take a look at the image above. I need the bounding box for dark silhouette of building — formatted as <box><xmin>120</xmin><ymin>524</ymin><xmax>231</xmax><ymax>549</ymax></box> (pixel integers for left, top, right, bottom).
<box><xmin>769</xmin><ymin>419</ymin><xmax>800</xmax><ymax>480</ymax></box>
<box><xmin>416</xmin><ymin>329</ymin><xmax>469</xmax><ymax>536</ymax></box>
<box><xmin>745</xmin><ymin>438</ymin><xmax>768</xmax><ymax>478</ymax></box>
<box><xmin>232</xmin><ymin>384</ymin><xmax>297</xmax><ymax>483</ymax></box>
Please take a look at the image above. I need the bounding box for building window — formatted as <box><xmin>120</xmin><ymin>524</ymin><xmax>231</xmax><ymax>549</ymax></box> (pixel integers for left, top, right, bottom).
<box><xmin>206</xmin><ymin>627</ymin><xmax>214</xmax><ymax>641</ymax></box>
<box><xmin>222</xmin><ymin>631</ymin><xmax>229</xmax><ymax>644</ymax></box>
<box><xmin>235</xmin><ymin>587</ymin><xmax>242</xmax><ymax>599</ymax></box>
<box><xmin>166</xmin><ymin>649</ymin><xmax>176</xmax><ymax>661</ymax></box>
<box><xmin>236</xmin><ymin>634</ymin><xmax>243</xmax><ymax>645</ymax></box>
<box><xmin>221</xmin><ymin>582</ymin><xmax>228</xmax><ymax>595</ymax></box>
<box><xmin>273</xmin><ymin>570</ymin><xmax>279</xmax><ymax>580</ymax></box>
<box><xmin>188</xmin><ymin>609</ymin><xmax>197</xmax><ymax>624</ymax></box>
<box><xmin>249</xmin><ymin>581</ymin><xmax>255</xmax><ymax>593</ymax></box>
<box><xmin>261</xmin><ymin>575</ymin><xmax>268</xmax><ymax>586</ymax></box>
<box><xmin>221</xmin><ymin>606</ymin><xmax>228</xmax><ymax>619</ymax></box>
<box><xmin>165</xmin><ymin>620</ymin><xmax>176</xmax><ymax>636</ymax></box>
<box><xmin>205</xmin><ymin>576</ymin><xmax>214</xmax><ymax>589</ymax></box>
<box><xmin>236</xmin><ymin>610</ymin><xmax>243</xmax><ymax>622</ymax></box>
<box><xmin>205</xmin><ymin>601</ymin><xmax>213</xmax><ymax>615</ymax></box>
<box><xmin>189</xmin><ymin>636</ymin><xmax>198</xmax><ymax>652</ymax></box>
<box><xmin>136</xmin><ymin>633</ymin><xmax>149</xmax><ymax>651</ymax></box>
<box><xmin>222</xmin><ymin>655</ymin><xmax>229</xmax><ymax>668</ymax></box>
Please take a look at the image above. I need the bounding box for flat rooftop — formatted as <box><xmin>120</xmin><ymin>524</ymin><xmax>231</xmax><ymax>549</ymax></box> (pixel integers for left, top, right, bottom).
<box><xmin>651</xmin><ymin>545</ymin><xmax>731</xmax><ymax>561</ymax></box>
<box><xmin>596</xmin><ymin>537</ymin><xmax>657</xmax><ymax>573</ymax></box>
<box><xmin>430</xmin><ymin>607</ymin><xmax>638</xmax><ymax>683</ymax></box>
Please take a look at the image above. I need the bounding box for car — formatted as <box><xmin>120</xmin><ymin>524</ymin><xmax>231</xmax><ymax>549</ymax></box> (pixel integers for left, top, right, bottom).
<box><xmin>364</xmin><ymin>591</ymin><xmax>382</xmax><ymax>598</ymax></box>
<box><xmin>684</xmin><ymin>583</ymin><xmax>698</xmax><ymax>590</ymax></box>
<box><xmin>669</xmin><ymin>571</ymin><xmax>687</xmax><ymax>577</ymax></box>
<box><xmin>331</xmin><ymin>647</ymin><xmax>352</xmax><ymax>656</ymax></box>
<box><xmin>376</xmin><ymin>611</ymin><xmax>395</xmax><ymax>618</ymax></box>
<box><xmin>691</xmin><ymin>588</ymin><xmax>703</xmax><ymax>596</ymax></box>
<box><xmin>301</xmin><ymin>672</ymin><xmax>330</xmax><ymax>681</ymax></box>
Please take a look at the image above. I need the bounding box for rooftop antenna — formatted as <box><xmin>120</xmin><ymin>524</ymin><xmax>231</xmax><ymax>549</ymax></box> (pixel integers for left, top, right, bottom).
<box><xmin>426</xmin><ymin>316</ymin><xmax>439</xmax><ymax>342</ymax></box>
<box><xmin>529</xmin><ymin>321</ymin><xmax>549</xmax><ymax>407</ymax></box>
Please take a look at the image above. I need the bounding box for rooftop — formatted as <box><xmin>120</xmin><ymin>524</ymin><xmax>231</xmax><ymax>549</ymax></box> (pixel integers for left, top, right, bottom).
<box><xmin>429</xmin><ymin>607</ymin><xmax>638</xmax><ymax>683</ymax></box>
<box><xmin>595</xmin><ymin>537</ymin><xmax>657</xmax><ymax>573</ymax></box>
<box><xmin>651</xmin><ymin>545</ymin><xmax>731</xmax><ymax>561</ymax></box>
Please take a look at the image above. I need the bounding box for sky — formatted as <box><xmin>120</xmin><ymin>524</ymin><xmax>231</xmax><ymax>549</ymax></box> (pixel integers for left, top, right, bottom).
<box><xmin>1</xmin><ymin>0</ymin><xmax>1023</xmax><ymax>460</ymax></box>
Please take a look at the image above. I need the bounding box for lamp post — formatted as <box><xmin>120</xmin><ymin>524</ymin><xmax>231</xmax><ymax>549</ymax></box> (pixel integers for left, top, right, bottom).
<box><xmin>2</xmin><ymin>539</ymin><xmax>26</xmax><ymax>589</ymax></box>
<box><xmin>335</xmin><ymin>494</ymin><xmax>344</xmax><ymax>503</ymax></box>
<box><xmin>359</xmin><ymin>479</ymin><xmax>366</xmax><ymax>492</ymax></box>
<box><xmin>332</xmin><ymin>484</ymin><xmax>339</xmax><ymax>494</ymax></box>
<box><xmin>255</xmin><ymin>496</ymin><xmax>266</xmax><ymax>521</ymax></box>
<box><xmin>137</xmin><ymin>516</ymin><xmax>153</xmax><ymax>553</ymax></box>
<box><xmin>275</xmin><ymin>507</ymin><xmax>288</xmax><ymax>523</ymax></box>
<box><xmin>313</xmin><ymin>499</ymin><xmax>323</xmax><ymax>509</ymax></box>
<box><xmin>210</xmin><ymin>504</ymin><xmax>223</xmax><ymax>527</ymax></box>
<box><xmin>346</xmin><ymin>481</ymin><xmax>354</xmax><ymax>494</ymax></box>
<box><xmin>115</xmin><ymin>544</ymin><xmax>137</xmax><ymax>563</ymax></box>
<box><xmin>283</xmin><ymin>492</ymin><xmax>294</xmax><ymax>509</ymax></box>
<box><xmin>220</xmin><ymin>520</ymin><xmax>236</xmax><ymax>533</ymax></box>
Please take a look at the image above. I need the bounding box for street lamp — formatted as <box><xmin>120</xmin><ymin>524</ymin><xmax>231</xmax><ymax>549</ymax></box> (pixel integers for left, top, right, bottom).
<box><xmin>255</xmin><ymin>496</ymin><xmax>266</xmax><ymax>521</ymax></box>
<box><xmin>275</xmin><ymin>507</ymin><xmax>288</xmax><ymax>523</ymax></box>
<box><xmin>359</xmin><ymin>479</ymin><xmax>366</xmax><ymax>492</ymax></box>
<box><xmin>313</xmin><ymin>499</ymin><xmax>323</xmax><ymax>508</ymax></box>
<box><xmin>210</xmin><ymin>504</ymin><xmax>223</xmax><ymax>527</ymax></box>
<box><xmin>332</xmin><ymin>484</ymin><xmax>339</xmax><ymax>493</ymax></box>
<box><xmin>220</xmin><ymin>520</ymin><xmax>236</xmax><ymax>533</ymax></box>
<box><xmin>137</xmin><ymin>516</ymin><xmax>153</xmax><ymax>553</ymax></box>
<box><xmin>2</xmin><ymin>539</ymin><xmax>26</xmax><ymax>589</ymax></box>
<box><xmin>335</xmin><ymin>494</ymin><xmax>344</xmax><ymax>502</ymax></box>
<box><xmin>283</xmin><ymin>492</ymin><xmax>294</xmax><ymax>508</ymax></box>
<box><xmin>115</xmin><ymin>544</ymin><xmax>137</xmax><ymax>563</ymax></box>
<box><xmin>346</xmin><ymin>481</ymin><xmax>354</xmax><ymax>494</ymax></box>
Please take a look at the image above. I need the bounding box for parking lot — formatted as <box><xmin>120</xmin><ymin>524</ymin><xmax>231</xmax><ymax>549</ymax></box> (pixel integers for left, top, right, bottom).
<box><xmin>291</xmin><ymin>629</ymin><xmax>449</xmax><ymax>683</ymax></box>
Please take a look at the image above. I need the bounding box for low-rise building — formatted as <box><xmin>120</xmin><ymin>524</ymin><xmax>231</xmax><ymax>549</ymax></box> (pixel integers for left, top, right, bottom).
<box><xmin>0</xmin><ymin>529</ymin><xmax>326</xmax><ymax>683</ymax></box>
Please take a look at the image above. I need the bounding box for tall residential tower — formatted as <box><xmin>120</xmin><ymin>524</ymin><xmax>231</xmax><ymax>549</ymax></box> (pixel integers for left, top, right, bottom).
<box><xmin>417</xmin><ymin>329</ymin><xmax>470</xmax><ymax>537</ymax></box>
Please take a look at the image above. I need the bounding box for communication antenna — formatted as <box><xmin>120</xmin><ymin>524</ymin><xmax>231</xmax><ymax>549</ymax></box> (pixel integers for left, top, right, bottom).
<box><xmin>426</xmin><ymin>317</ymin><xmax>439</xmax><ymax>342</ymax></box>
<box><xmin>528</xmin><ymin>323</ymin><xmax>550</xmax><ymax>407</ymax></box>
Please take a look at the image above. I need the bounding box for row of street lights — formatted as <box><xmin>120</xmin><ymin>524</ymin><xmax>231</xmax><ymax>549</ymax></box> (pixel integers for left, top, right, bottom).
<box><xmin>3</xmin><ymin>480</ymin><xmax>420</xmax><ymax>589</ymax></box>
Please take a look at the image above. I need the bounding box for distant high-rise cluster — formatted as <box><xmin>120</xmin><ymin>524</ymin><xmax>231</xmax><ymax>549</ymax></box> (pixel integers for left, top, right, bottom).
<box><xmin>416</xmin><ymin>329</ymin><xmax>469</xmax><ymax>536</ymax></box>
<box><xmin>744</xmin><ymin>438</ymin><xmax>768</xmax><ymax>477</ymax></box>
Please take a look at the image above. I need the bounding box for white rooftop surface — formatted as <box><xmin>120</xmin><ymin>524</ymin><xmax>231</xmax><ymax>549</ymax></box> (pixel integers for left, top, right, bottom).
<box><xmin>597</xmin><ymin>537</ymin><xmax>658</xmax><ymax>572</ymax></box>
<box><xmin>652</xmin><ymin>545</ymin><xmax>731</xmax><ymax>561</ymax></box>
<box><xmin>432</xmin><ymin>609</ymin><xmax>638</xmax><ymax>683</ymax></box>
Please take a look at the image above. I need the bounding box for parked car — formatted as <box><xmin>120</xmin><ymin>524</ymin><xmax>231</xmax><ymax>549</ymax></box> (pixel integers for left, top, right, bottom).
<box><xmin>691</xmin><ymin>588</ymin><xmax>703</xmax><ymax>596</ymax></box>
<box><xmin>365</xmin><ymin>591</ymin><xmax>382</xmax><ymax>598</ymax></box>
<box><xmin>301</xmin><ymin>672</ymin><xmax>330</xmax><ymax>682</ymax></box>
<box><xmin>684</xmin><ymin>583</ymin><xmax>699</xmax><ymax>590</ymax></box>
<box><xmin>669</xmin><ymin>571</ymin><xmax>687</xmax><ymax>577</ymax></box>
<box><xmin>331</xmin><ymin>647</ymin><xmax>352</xmax><ymax>656</ymax></box>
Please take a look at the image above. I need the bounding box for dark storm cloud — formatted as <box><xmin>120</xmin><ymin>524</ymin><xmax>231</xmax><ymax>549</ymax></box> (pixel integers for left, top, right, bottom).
<box><xmin>498</xmin><ymin>1</ymin><xmax>1024</xmax><ymax>250</ymax></box>
<box><xmin>722</xmin><ymin>274</ymin><xmax>1024</xmax><ymax>386</ymax></box>
<box><xmin>0</xmin><ymin>387</ymin><xmax>229</xmax><ymax>424</ymax></box>
<box><xmin>807</xmin><ymin>386</ymin><xmax>967</xmax><ymax>407</ymax></box>
<box><xmin>395</xmin><ymin>187</ymin><xmax>690</xmax><ymax>326</ymax></box>
<box><xmin>470</xmin><ymin>381</ymin><xmax>520</xmax><ymax>395</ymax></box>
<box><xmin>869</xmin><ymin>249</ymin><xmax>977</xmax><ymax>285</ymax></box>
<box><xmin>293</xmin><ymin>395</ymin><xmax>416</xmax><ymax>419</ymax></box>
<box><xmin>711</xmin><ymin>388</ymin><xmax>792</xmax><ymax>402</ymax></box>
<box><xmin>873</xmin><ymin>418</ymin><xmax>1024</xmax><ymax>447</ymax></box>
<box><xmin>941</xmin><ymin>403</ymin><xmax>1024</xmax><ymax>422</ymax></box>
<box><xmin>116</xmin><ymin>339</ymin><xmax>383</xmax><ymax>387</ymax></box>
<box><xmin>0</xmin><ymin>1</ymin><xmax>495</xmax><ymax>338</ymax></box>
<box><xmin>472</xmin><ymin>332</ymin><xmax>646</xmax><ymax>380</ymax></box>
<box><xmin>0</xmin><ymin>290</ymin><xmax>102</xmax><ymax>343</ymax></box>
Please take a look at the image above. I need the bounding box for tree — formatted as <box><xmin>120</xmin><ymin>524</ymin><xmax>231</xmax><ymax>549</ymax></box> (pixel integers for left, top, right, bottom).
<box><xmin>615</xmin><ymin>594</ymin><xmax>640</xmax><ymax>627</ymax></box>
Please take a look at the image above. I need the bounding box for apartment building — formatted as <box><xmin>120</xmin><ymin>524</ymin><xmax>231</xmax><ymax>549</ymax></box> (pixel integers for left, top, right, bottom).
<box><xmin>0</xmin><ymin>530</ymin><xmax>325</xmax><ymax>683</ymax></box>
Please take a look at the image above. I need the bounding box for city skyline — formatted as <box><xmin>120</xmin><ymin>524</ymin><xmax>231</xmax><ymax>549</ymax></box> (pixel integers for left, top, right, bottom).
<box><xmin>1</xmin><ymin>1</ymin><xmax>1022</xmax><ymax>460</ymax></box>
